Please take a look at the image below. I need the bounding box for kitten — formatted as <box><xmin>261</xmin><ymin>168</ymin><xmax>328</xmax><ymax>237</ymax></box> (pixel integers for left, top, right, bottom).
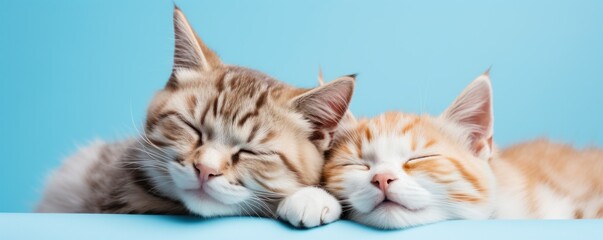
<box><xmin>323</xmin><ymin>72</ymin><xmax>603</xmax><ymax>229</ymax></box>
<box><xmin>37</xmin><ymin>6</ymin><xmax>356</xmax><ymax>228</ymax></box>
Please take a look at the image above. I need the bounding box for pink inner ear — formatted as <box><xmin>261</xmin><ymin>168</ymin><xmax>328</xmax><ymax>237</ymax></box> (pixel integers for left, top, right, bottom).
<box><xmin>322</xmin><ymin>97</ymin><xmax>349</xmax><ymax>129</ymax></box>
<box><xmin>292</xmin><ymin>78</ymin><xmax>354</xmax><ymax>131</ymax></box>
<box><xmin>442</xmin><ymin>75</ymin><xmax>493</xmax><ymax>155</ymax></box>
<box><xmin>303</xmin><ymin>99</ymin><xmax>346</xmax><ymax>129</ymax></box>
<box><xmin>466</xmin><ymin>95</ymin><xmax>492</xmax><ymax>140</ymax></box>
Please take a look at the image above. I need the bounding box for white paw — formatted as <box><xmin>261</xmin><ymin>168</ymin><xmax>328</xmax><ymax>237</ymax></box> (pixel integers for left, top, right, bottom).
<box><xmin>277</xmin><ymin>187</ymin><xmax>342</xmax><ymax>228</ymax></box>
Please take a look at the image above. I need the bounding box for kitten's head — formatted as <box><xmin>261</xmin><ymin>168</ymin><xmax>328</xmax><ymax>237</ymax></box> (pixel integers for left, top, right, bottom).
<box><xmin>134</xmin><ymin>7</ymin><xmax>354</xmax><ymax>217</ymax></box>
<box><xmin>323</xmin><ymin>73</ymin><xmax>496</xmax><ymax>229</ymax></box>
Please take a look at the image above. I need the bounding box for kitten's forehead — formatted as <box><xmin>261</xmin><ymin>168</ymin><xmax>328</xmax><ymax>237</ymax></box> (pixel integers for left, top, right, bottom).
<box><xmin>150</xmin><ymin>66</ymin><xmax>303</xmax><ymax>146</ymax></box>
<box><xmin>329</xmin><ymin>112</ymin><xmax>443</xmax><ymax>163</ymax></box>
<box><xmin>363</xmin><ymin>135</ymin><xmax>413</xmax><ymax>163</ymax></box>
<box><xmin>361</xmin><ymin>113</ymin><xmax>425</xmax><ymax>161</ymax></box>
<box><xmin>173</xmin><ymin>66</ymin><xmax>289</xmax><ymax>98</ymax></box>
<box><xmin>168</xmin><ymin>67</ymin><xmax>288</xmax><ymax>112</ymax></box>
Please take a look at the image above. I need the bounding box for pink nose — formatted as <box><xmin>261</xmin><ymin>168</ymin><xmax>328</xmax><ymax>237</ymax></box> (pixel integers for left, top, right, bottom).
<box><xmin>371</xmin><ymin>173</ymin><xmax>397</xmax><ymax>193</ymax></box>
<box><xmin>195</xmin><ymin>163</ymin><xmax>222</xmax><ymax>184</ymax></box>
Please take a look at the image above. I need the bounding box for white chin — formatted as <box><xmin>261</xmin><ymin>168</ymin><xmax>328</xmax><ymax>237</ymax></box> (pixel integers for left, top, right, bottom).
<box><xmin>378</xmin><ymin>201</ymin><xmax>426</xmax><ymax>213</ymax></box>
<box><xmin>180</xmin><ymin>190</ymin><xmax>243</xmax><ymax>217</ymax></box>
<box><xmin>350</xmin><ymin>203</ymin><xmax>444</xmax><ymax>229</ymax></box>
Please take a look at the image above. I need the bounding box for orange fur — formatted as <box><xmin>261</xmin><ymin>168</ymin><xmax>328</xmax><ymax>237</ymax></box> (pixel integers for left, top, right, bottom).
<box><xmin>323</xmin><ymin>73</ymin><xmax>603</xmax><ymax>229</ymax></box>
<box><xmin>493</xmin><ymin>139</ymin><xmax>603</xmax><ymax>218</ymax></box>
<box><xmin>325</xmin><ymin>112</ymin><xmax>493</xmax><ymax>205</ymax></box>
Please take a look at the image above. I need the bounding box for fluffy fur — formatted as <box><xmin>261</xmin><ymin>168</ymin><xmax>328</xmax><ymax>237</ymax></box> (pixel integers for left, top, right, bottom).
<box><xmin>323</xmin><ymin>72</ymin><xmax>603</xmax><ymax>229</ymax></box>
<box><xmin>37</xmin><ymin>7</ymin><xmax>355</xmax><ymax>228</ymax></box>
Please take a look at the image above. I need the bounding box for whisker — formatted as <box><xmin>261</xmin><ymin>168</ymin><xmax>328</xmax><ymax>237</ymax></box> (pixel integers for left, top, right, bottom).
<box><xmin>129</xmin><ymin>102</ymin><xmax>172</xmax><ymax>158</ymax></box>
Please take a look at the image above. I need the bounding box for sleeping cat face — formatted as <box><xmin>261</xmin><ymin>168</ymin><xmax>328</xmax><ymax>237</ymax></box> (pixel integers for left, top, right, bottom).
<box><xmin>133</xmin><ymin>7</ymin><xmax>354</xmax><ymax>217</ymax></box>
<box><xmin>323</xmin><ymin>73</ymin><xmax>496</xmax><ymax>229</ymax></box>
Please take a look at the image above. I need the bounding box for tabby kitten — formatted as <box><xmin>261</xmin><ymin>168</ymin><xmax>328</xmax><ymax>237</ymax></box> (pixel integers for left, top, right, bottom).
<box><xmin>37</xmin><ymin>7</ymin><xmax>356</xmax><ymax>228</ymax></box>
<box><xmin>323</xmin><ymin>72</ymin><xmax>603</xmax><ymax>229</ymax></box>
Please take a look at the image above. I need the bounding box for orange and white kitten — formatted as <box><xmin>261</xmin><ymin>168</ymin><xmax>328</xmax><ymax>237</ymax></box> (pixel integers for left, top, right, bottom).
<box><xmin>323</xmin><ymin>72</ymin><xmax>603</xmax><ymax>229</ymax></box>
<box><xmin>37</xmin><ymin>7</ymin><xmax>355</xmax><ymax>228</ymax></box>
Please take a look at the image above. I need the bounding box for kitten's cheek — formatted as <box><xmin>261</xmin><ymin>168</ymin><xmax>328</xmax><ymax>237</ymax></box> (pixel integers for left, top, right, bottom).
<box><xmin>204</xmin><ymin>177</ymin><xmax>252</xmax><ymax>205</ymax></box>
<box><xmin>344</xmin><ymin>171</ymin><xmax>372</xmax><ymax>189</ymax></box>
<box><xmin>387</xmin><ymin>181</ymin><xmax>433</xmax><ymax>210</ymax></box>
<box><xmin>348</xmin><ymin>186</ymin><xmax>383</xmax><ymax>213</ymax></box>
<box><xmin>167</xmin><ymin>162</ymin><xmax>199</xmax><ymax>190</ymax></box>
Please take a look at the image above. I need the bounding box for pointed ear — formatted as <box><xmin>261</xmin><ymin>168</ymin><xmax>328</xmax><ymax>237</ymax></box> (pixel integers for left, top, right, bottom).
<box><xmin>441</xmin><ymin>72</ymin><xmax>494</xmax><ymax>158</ymax></box>
<box><xmin>317</xmin><ymin>68</ymin><xmax>357</xmax><ymax>126</ymax></box>
<box><xmin>293</xmin><ymin>75</ymin><xmax>355</xmax><ymax>151</ymax></box>
<box><xmin>293</xmin><ymin>75</ymin><xmax>355</xmax><ymax>130</ymax></box>
<box><xmin>168</xmin><ymin>6</ymin><xmax>222</xmax><ymax>87</ymax></box>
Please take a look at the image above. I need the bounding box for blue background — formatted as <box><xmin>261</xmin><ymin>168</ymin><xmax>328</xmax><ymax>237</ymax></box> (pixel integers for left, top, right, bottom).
<box><xmin>2</xmin><ymin>214</ymin><xmax>603</xmax><ymax>240</ymax></box>
<box><xmin>1</xmin><ymin>0</ymin><xmax>602</xmax><ymax>212</ymax></box>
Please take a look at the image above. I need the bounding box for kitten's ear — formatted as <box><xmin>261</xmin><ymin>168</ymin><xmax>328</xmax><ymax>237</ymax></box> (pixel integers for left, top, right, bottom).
<box><xmin>292</xmin><ymin>75</ymin><xmax>355</xmax><ymax>150</ymax></box>
<box><xmin>441</xmin><ymin>71</ymin><xmax>494</xmax><ymax>158</ymax></box>
<box><xmin>317</xmin><ymin>68</ymin><xmax>357</xmax><ymax>125</ymax></box>
<box><xmin>168</xmin><ymin>6</ymin><xmax>222</xmax><ymax>87</ymax></box>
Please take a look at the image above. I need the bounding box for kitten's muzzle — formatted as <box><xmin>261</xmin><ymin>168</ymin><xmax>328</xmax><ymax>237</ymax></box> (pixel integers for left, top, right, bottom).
<box><xmin>371</xmin><ymin>172</ymin><xmax>397</xmax><ymax>193</ymax></box>
<box><xmin>195</xmin><ymin>163</ymin><xmax>223</xmax><ymax>185</ymax></box>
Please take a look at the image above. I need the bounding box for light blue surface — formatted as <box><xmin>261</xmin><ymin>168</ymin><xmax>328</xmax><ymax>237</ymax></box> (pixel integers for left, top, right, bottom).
<box><xmin>0</xmin><ymin>214</ymin><xmax>601</xmax><ymax>240</ymax></box>
<box><xmin>1</xmin><ymin>0</ymin><xmax>602</xmax><ymax>215</ymax></box>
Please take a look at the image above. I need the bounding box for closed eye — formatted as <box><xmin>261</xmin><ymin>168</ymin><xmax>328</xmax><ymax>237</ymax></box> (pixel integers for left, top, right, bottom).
<box><xmin>174</xmin><ymin>116</ymin><xmax>204</xmax><ymax>147</ymax></box>
<box><xmin>340</xmin><ymin>163</ymin><xmax>370</xmax><ymax>170</ymax></box>
<box><xmin>232</xmin><ymin>149</ymin><xmax>261</xmax><ymax>164</ymax></box>
<box><xmin>155</xmin><ymin>111</ymin><xmax>204</xmax><ymax>146</ymax></box>
<box><xmin>408</xmin><ymin>154</ymin><xmax>441</xmax><ymax>161</ymax></box>
<box><xmin>238</xmin><ymin>149</ymin><xmax>258</xmax><ymax>155</ymax></box>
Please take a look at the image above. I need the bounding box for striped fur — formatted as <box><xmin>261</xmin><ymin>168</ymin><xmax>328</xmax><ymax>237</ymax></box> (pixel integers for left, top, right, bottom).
<box><xmin>323</xmin><ymin>72</ymin><xmax>603</xmax><ymax>229</ymax></box>
<box><xmin>38</xmin><ymin>6</ymin><xmax>354</xmax><ymax>228</ymax></box>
